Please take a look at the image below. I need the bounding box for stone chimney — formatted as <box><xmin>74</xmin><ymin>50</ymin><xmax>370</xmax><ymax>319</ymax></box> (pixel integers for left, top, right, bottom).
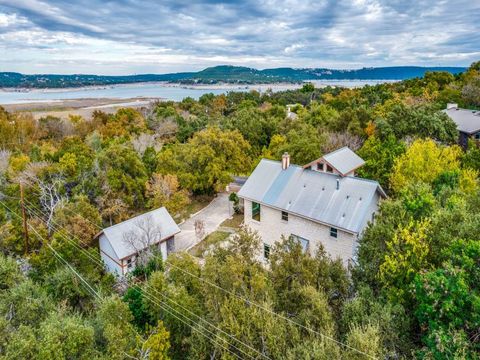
<box><xmin>282</xmin><ymin>152</ymin><xmax>290</xmax><ymax>170</ymax></box>
<box><xmin>446</xmin><ymin>103</ymin><xmax>458</xmax><ymax>110</ymax></box>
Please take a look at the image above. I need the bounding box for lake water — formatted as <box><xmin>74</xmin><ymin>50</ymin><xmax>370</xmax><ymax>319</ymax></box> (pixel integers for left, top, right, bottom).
<box><xmin>0</xmin><ymin>80</ymin><xmax>396</xmax><ymax>105</ymax></box>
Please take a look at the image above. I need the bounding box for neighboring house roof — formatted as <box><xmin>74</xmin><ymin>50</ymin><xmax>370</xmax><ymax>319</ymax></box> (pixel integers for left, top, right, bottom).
<box><xmin>98</xmin><ymin>207</ymin><xmax>180</xmax><ymax>260</ymax></box>
<box><xmin>444</xmin><ymin>108</ymin><xmax>480</xmax><ymax>134</ymax></box>
<box><xmin>303</xmin><ymin>146</ymin><xmax>365</xmax><ymax>176</ymax></box>
<box><xmin>238</xmin><ymin>159</ymin><xmax>385</xmax><ymax>233</ymax></box>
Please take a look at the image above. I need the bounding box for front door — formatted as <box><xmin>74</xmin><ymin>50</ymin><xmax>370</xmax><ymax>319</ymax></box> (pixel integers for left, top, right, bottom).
<box><xmin>166</xmin><ymin>237</ymin><xmax>175</xmax><ymax>255</ymax></box>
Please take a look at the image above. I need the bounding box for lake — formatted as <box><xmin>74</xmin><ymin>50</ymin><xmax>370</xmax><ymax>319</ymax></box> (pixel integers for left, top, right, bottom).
<box><xmin>0</xmin><ymin>80</ymin><xmax>396</xmax><ymax>105</ymax></box>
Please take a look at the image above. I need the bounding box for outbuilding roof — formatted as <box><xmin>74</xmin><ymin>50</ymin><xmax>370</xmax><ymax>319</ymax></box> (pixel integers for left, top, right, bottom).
<box><xmin>444</xmin><ymin>108</ymin><xmax>480</xmax><ymax>134</ymax></box>
<box><xmin>98</xmin><ymin>207</ymin><xmax>180</xmax><ymax>260</ymax></box>
<box><xmin>238</xmin><ymin>159</ymin><xmax>385</xmax><ymax>233</ymax></box>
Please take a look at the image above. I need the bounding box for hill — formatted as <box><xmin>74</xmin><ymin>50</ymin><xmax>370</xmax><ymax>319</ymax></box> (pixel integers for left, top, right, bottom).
<box><xmin>0</xmin><ymin>65</ymin><xmax>466</xmax><ymax>88</ymax></box>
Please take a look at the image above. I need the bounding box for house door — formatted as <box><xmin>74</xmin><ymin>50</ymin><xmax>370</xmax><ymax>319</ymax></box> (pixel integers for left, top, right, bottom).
<box><xmin>166</xmin><ymin>237</ymin><xmax>175</xmax><ymax>255</ymax></box>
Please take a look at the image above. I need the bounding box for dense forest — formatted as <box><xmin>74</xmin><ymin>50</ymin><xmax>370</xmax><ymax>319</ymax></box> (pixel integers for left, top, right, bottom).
<box><xmin>0</xmin><ymin>65</ymin><xmax>466</xmax><ymax>88</ymax></box>
<box><xmin>0</xmin><ymin>61</ymin><xmax>479</xmax><ymax>359</ymax></box>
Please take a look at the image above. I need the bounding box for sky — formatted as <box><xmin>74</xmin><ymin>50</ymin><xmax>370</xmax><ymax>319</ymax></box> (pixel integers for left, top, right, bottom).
<box><xmin>0</xmin><ymin>0</ymin><xmax>479</xmax><ymax>75</ymax></box>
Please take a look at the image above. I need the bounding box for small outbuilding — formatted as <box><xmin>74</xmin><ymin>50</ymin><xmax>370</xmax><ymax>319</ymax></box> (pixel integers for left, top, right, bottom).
<box><xmin>96</xmin><ymin>207</ymin><xmax>180</xmax><ymax>276</ymax></box>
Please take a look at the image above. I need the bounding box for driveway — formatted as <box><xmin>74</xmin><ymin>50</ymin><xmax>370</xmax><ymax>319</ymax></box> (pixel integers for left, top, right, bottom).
<box><xmin>174</xmin><ymin>192</ymin><xmax>232</xmax><ymax>251</ymax></box>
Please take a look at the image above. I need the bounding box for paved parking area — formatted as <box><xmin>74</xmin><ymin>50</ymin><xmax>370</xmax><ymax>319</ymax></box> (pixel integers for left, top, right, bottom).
<box><xmin>174</xmin><ymin>192</ymin><xmax>232</xmax><ymax>251</ymax></box>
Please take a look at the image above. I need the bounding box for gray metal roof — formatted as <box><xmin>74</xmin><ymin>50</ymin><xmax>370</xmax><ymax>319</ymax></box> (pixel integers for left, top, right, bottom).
<box><xmin>444</xmin><ymin>108</ymin><xmax>480</xmax><ymax>134</ymax></box>
<box><xmin>238</xmin><ymin>159</ymin><xmax>385</xmax><ymax>233</ymax></box>
<box><xmin>322</xmin><ymin>147</ymin><xmax>365</xmax><ymax>175</ymax></box>
<box><xmin>100</xmin><ymin>207</ymin><xmax>180</xmax><ymax>259</ymax></box>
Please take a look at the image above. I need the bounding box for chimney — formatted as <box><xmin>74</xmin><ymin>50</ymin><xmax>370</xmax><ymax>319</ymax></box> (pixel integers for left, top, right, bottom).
<box><xmin>446</xmin><ymin>103</ymin><xmax>458</xmax><ymax>110</ymax></box>
<box><xmin>282</xmin><ymin>152</ymin><xmax>290</xmax><ymax>170</ymax></box>
<box><xmin>336</xmin><ymin>179</ymin><xmax>340</xmax><ymax>190</ymax></box>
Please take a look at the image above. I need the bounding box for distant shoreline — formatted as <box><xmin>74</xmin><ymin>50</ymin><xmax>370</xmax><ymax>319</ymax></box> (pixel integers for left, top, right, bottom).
<box><xmin>0</xmin><ymin>79</ymin><xmax>399</xmax><ymax>93</ymax></box>
<box><xmin>0</xmin><ymin>81</ymin><xmax>303</xmax><ymax>93</ymax></box>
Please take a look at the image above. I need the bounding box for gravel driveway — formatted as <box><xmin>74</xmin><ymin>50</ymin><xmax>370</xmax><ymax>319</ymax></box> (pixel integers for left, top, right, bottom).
<box><xmin>174</xmin><ymin>193</ymin><xmax>232</xmax><ymax>251</ymax></box>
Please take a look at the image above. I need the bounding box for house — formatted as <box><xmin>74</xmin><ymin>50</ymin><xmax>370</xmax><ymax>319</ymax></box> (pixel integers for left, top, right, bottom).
<box><xmin>237</xmin><ymin>149</ymin><xmax>386</xmax><ymax>266</ymax></box>
<box><xmin>443</xmin><ymin>103</ymin><xmax>480</xmax><ymax>148</ymax></box>
<box><xmin>96</xmin><ymin>207</ymin><xmax>180</xmax><ymax>276</ymax></box>
<box><xmin>303</xmin><ymin>146</ymin><xmax>365</xmax><ymax>177</ymax></box>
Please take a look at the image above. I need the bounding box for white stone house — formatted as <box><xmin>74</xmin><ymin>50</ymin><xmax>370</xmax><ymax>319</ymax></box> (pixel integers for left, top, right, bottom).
<box><xmin>238</xmin><ymin>148</ymin><xmax>386</xmax><ymax>266</ymax></box>
<box><xmin>96</xmin><ymin>207</ymin><xmax>180</xmax><ymax>276</ymax></box>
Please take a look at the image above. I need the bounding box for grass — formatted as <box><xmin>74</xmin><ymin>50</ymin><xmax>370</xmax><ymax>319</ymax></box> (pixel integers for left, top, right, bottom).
<box><xmin>220</xmin><ymin>213</ymin><xmax>244</xmax><ymax>229</ymax></box>
<box><xmin>189</xmin><ymin>231</ymin><xmax>230</xmax><ymax>258</ymax></box>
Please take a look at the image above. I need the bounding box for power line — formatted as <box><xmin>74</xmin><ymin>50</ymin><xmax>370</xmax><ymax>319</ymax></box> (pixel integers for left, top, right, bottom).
<box><xmin>143</xmin><ymin>281</ymin><xmax>270</xmax><ymax>360</ymax></box>
<box><xmin>22</xmin><ymin>201</ymin><xmax>105</xmax><ymax>269</ymax></box>
<box><xmin>167</xmin><ymin>257</ymin><xmax>377</xmax><ymax>359</ymax></box>
<box><xmin>3</xmin><ymin>198</ymin><xmax>252</xmax><ymax>359</ymax></box>
<box><xmin>138</xmin><ymin>287</ymin><xmax>246</xmax><ymax>360</ymax></box>
<box><xmin>16</xmin><ymin>199</ymin><xmax>258</xmax><ymax>359</ymax></box>
<box><xmin>19</xmin><ymin>184</ymin><xmax>377</xmax><ymax>359</ymax></box>
<box><xmin>0</xmin><ymin>200</ymin><xmax>101</xmax><ymax>300</ymax></box>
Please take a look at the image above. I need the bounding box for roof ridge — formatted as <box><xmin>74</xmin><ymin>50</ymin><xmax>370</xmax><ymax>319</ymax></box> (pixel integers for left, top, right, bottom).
<box><xmin>102</xmin><ymin>207</ymin><xmax>167</xmax><ymax>232</ymax></box>
<box><xmin>322</xmin><ymin>146</ymin><xmax>350</xmax><ymax>157</ymax></box>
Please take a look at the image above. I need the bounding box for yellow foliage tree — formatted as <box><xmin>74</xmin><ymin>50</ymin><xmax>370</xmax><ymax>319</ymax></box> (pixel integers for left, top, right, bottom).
<box><xmin>459</xmin><ymin>168</ymin><xmax>479</xmax><ymax>195</ymax></box>
<box><xmin>379</xmin><ymin>219</ymin><xmax>431</xmax><ymax>303</ymax></box>
<box><xmin>142</xmin><ymin>321</ymin><xmax>171</xmax><ymax>360</ymax></box>
<box><xmin>145</xmin><ymin>173</ymin><xmax>190</xmax><ymax>216</ymax></box>
<box><xmin>390</xmin><ymin>139</ymin><xmax>462</xmax><ymax>193</ymax></box>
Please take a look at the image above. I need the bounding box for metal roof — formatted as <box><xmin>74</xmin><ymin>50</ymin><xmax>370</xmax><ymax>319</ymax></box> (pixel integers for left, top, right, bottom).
<box><xmin>444</xmin><ymin>108</ymin><xmax>480</xmax><ymax>134</ymax></box>
<box><xmin>100</xmin><ymin>207</ymin><xmax>180</xmax><ymax>260</ymax></box>
<box><xmin>238</xmin><ymin>159</ymin><xmax>385</xmax><ymax>233</ymax></box>
<box><xmin>322</xmin><ymin>147</ymin><xmax>365</xmax><ymax>175</ymax></box>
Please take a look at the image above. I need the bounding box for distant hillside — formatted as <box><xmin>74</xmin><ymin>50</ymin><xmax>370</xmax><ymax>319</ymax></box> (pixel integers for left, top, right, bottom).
<box><xmin>0</xmin><ymin>65</ymin><xmax>466</xmax><ymax>88</ymax></box>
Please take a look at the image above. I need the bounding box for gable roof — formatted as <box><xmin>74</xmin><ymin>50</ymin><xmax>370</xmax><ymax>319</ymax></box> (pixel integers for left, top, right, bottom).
<box><xmin>444</xmin><ymin>108</ymin><xmax>480</xmax><ymax>134</ymax></box>
<box><xmin>98</xmin><ymin>207</ymin><xmax>180</xmax><ymax>260</ymax></box>
<box><xmin>238</xmin><ymin>159</ymin><xmax>385</xmax><ymax>233</ymax></box>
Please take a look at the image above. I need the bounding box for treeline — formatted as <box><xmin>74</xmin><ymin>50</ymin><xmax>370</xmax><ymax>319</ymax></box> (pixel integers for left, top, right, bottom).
<box><xmin>0</xmin><ymin>64</ymin><xmax>466</xmax><ymax>88</ymax></box>
<box><xmin>0</xmin><ymin>61</ymin><xmax>479</xmax><ymax>359</ymax></box>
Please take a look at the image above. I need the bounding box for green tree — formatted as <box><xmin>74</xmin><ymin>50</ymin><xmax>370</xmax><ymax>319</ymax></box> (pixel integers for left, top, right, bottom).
<box><xmin>157</xmin><ymin>127</ymin><xmax>251</xmax><ymax>194</ymax></box>
<box><xmin>357</xmin><ymin>135</ymin><xmax>405</xmax><ymax>190</ymax></box>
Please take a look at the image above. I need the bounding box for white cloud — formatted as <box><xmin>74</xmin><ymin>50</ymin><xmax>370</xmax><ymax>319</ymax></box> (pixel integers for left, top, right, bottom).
<box><xmin>0</xmin><ymin>0</ymin><xmax>477</xmax><ymax>74</ymax></box>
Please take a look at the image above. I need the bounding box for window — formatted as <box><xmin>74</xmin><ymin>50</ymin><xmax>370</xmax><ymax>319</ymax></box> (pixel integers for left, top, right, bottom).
<box><xmin>263</xmin><ymin>243</ymin><xmax>271</xmax><ymax>259</ymax></box>
<box><xmin>127</xmin><ymin>258</ymin><xmax>133</xmax><ymax>268</ymax></box>
<box><xmin>317</xmin><ymin>162</ymin><xmax>324</xmax><ymax>171</ymax></box>
<box><xmin>475</xmin><ymin>132</ymin><xmax>480</xmax><ymax>140</ymax></box>
<box><xmin>281</xmin><ymin>211</ymin><xmax>288</xmax><ymax>221</ymax></box>
<box><xmin>290</xmin><ymin>234</ymin><xmax>309</xmax><ymax>252</ymax></box>
<box><xmin>252</xmin><ymin>201</ymin><xmax>261</xmax><ymax>221</ymax></box>
<box><xmin>330</xmin><ymin>227</ymin><xmax>338</xmax><ymax>238</ymax></box>
<box><xmin>326</xmin><ymin>165</ymin><xmax>333</xmax><ymax>173</ymax></box>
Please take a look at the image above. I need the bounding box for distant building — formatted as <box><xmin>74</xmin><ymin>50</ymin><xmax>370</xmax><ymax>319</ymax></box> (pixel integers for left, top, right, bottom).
<box><xmin>96</xmin><ymin>207</ymin><xmax>180</xmax><ymax>276</ymax></box>
<box><xmin>444</xmin><ymin>103</ymin><xmax>480</xmax><ymax>148</ymax></box>
<box><xmin>286</xmin><ymin>105</ymin><xmax>298</xmax><ymax>120</ymax></box>
<box><xmin>238</xmin><ymin>148</ymin><xmax>385</xmax><ymax>266</ymax></box>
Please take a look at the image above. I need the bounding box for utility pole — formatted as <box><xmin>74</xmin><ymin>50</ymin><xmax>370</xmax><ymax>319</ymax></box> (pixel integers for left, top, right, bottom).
<box><xmin>19</xmin><ymin>182</ymin><xmax>29</xmax><ymax>255</ymax></box>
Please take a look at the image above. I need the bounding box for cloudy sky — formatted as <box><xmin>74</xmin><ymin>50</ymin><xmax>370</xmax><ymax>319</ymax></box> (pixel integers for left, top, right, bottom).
<box><xmin>0</xmin><ymin>0</ymin><xmax>478</xmax><ymax>74</ymax></box>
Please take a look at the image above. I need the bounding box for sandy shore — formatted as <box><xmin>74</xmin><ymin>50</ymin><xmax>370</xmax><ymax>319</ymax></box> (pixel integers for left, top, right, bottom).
<box><xmin>0</xmin><ymin>81</ymin><xmax>303</xmax><ymax>94</ymax></box>
<box><xmin>2</xmin><ymin>97</ymin><xmax>160</xmax><ymax>120</ymax></box>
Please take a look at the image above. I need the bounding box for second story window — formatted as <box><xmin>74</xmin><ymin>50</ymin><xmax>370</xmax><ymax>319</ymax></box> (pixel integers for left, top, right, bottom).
<box><xmin>330</xmin><ymin>227</ymin><xmax>338</xmax><ymax>238</ymax></box>
<box><xmin>252</xmin><ymin>201</ymin><xmax>261</xmax><ymax>221</ymax></box>
<box><xmin>263</xmin><ymin>243</ymin><xmax>271</xmax><ymax>259</ymax></box>
<box><xmin>290</xmin><ymin>234</ymin><xmax>309</xmax><ymax>252</ymax></box>
<box><xmin>281</xmin><ymin>211</ymin><xmax>288</xmax><ymax>221</ymax></box>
